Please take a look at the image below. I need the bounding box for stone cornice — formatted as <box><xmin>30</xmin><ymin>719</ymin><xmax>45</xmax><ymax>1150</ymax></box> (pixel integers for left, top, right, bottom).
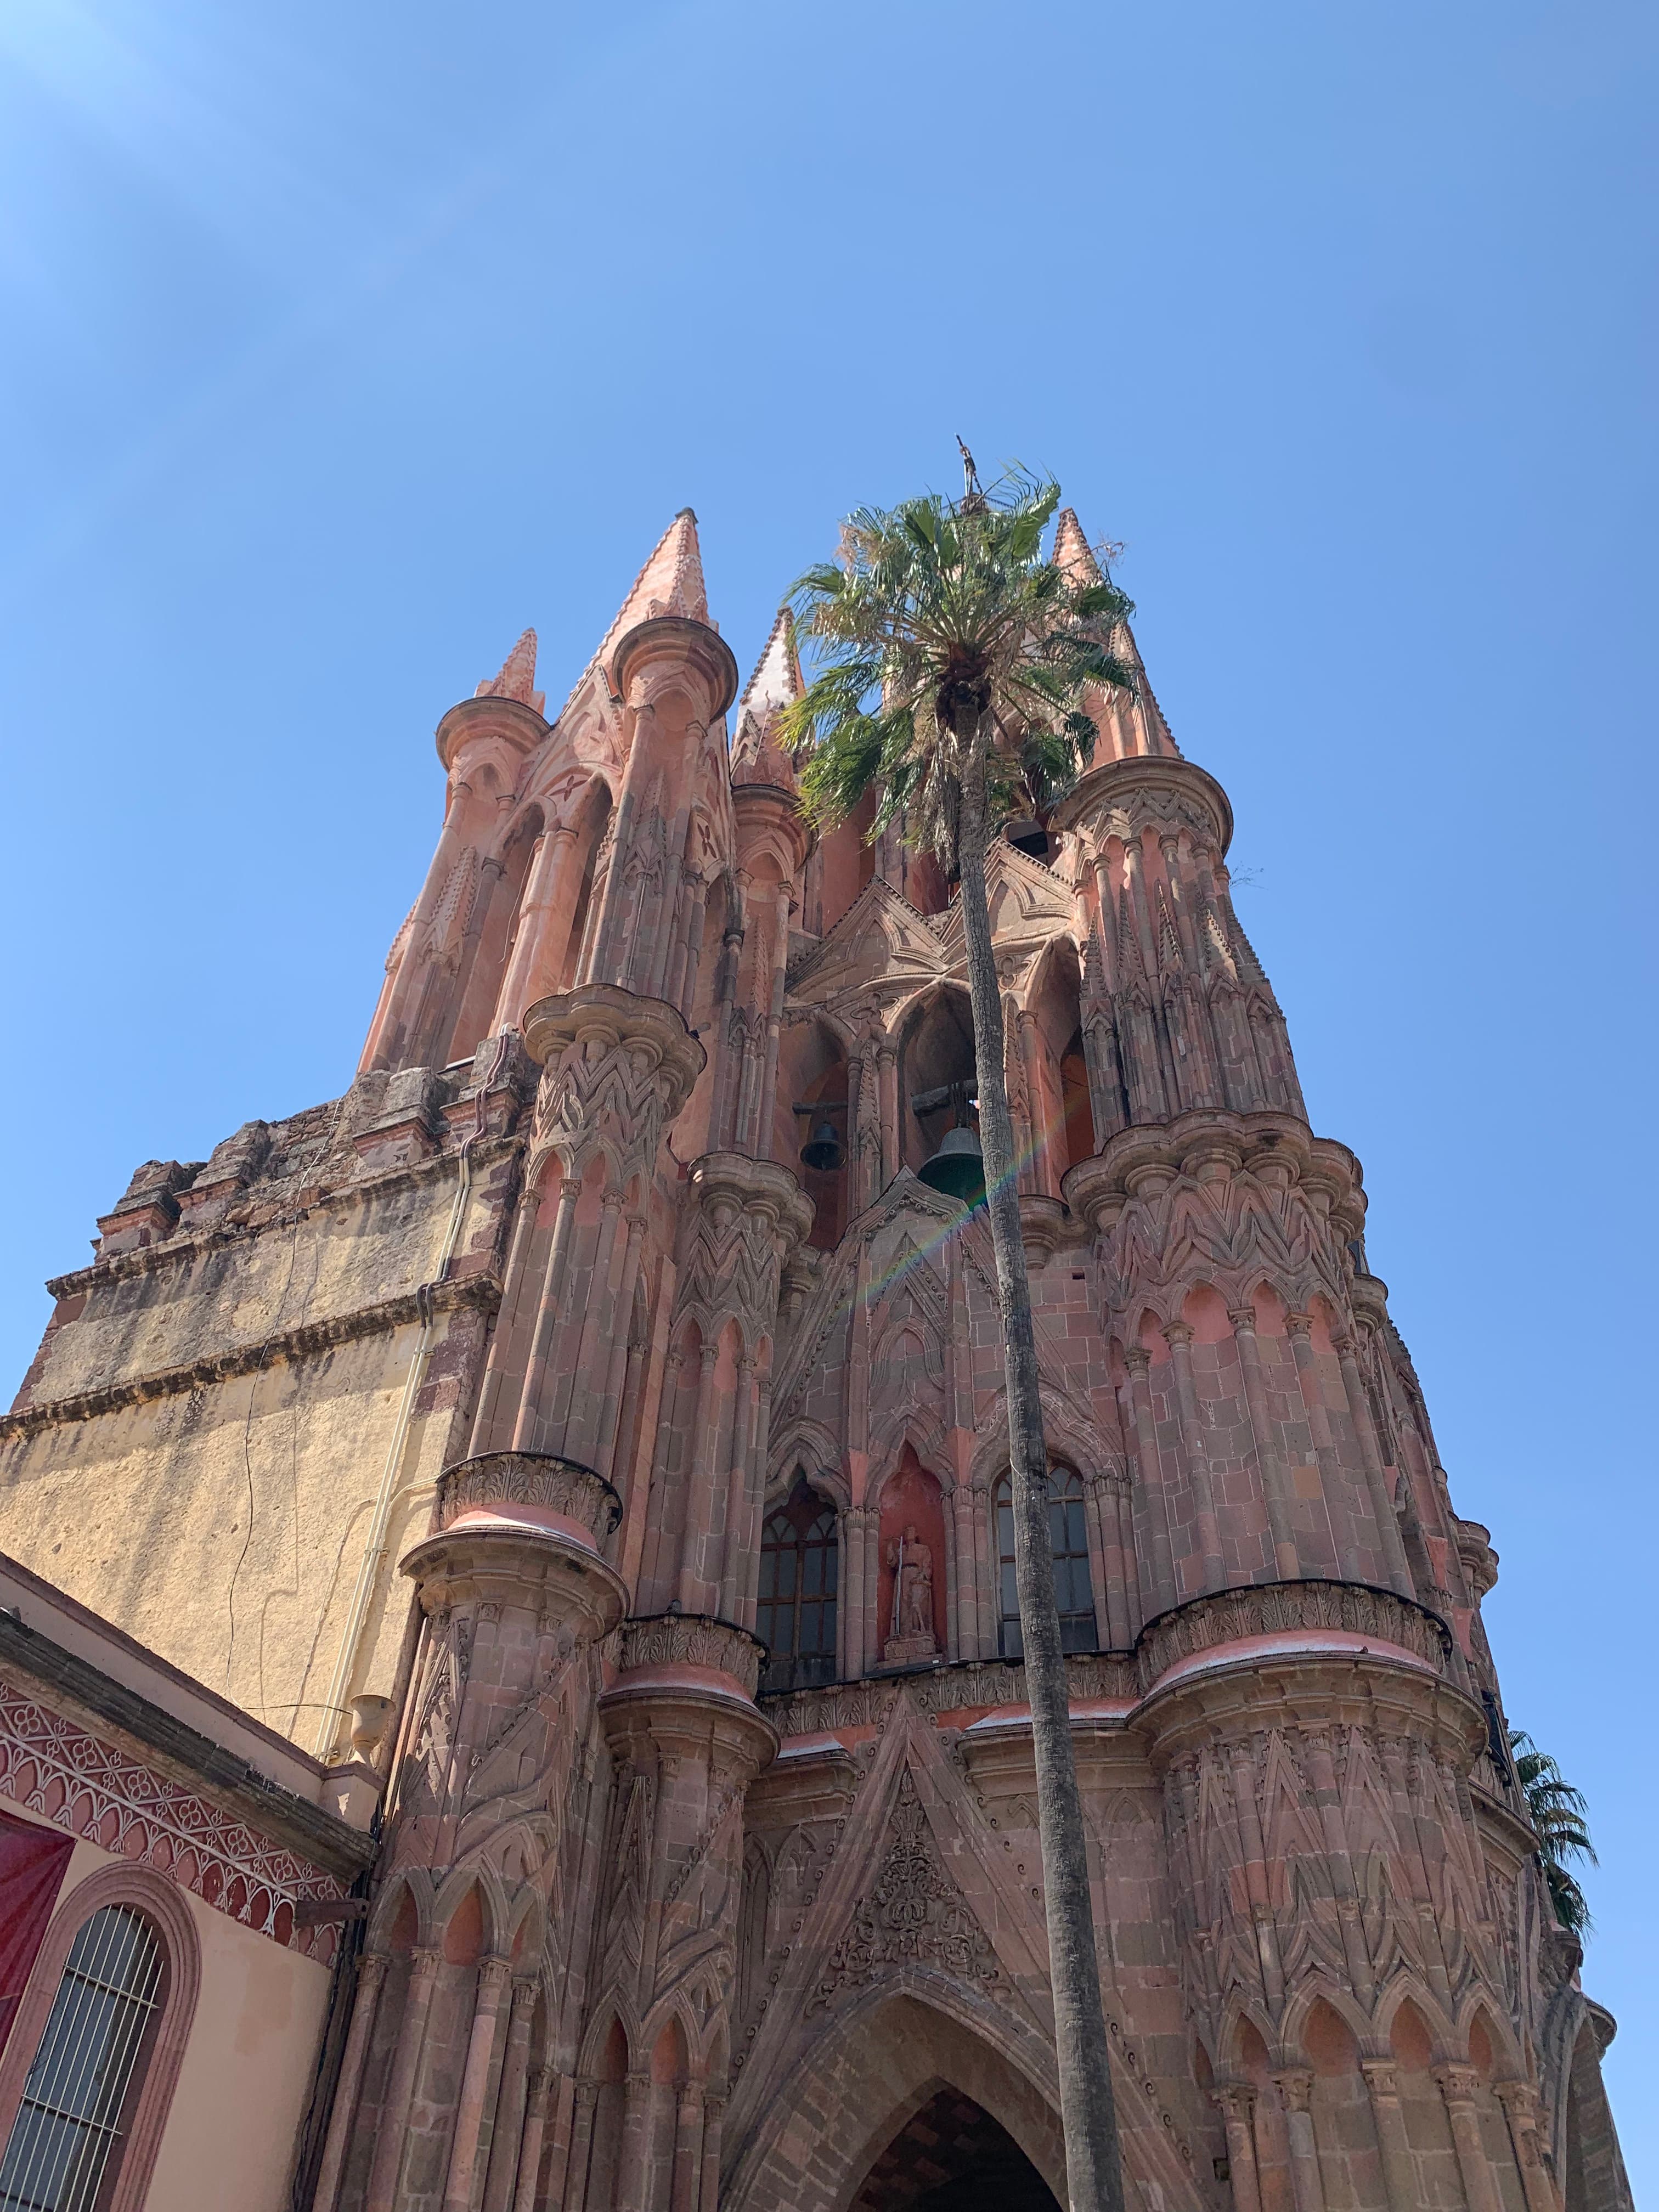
<box><xmin>42</xmin><ymin>1131</ymin><xmax>522</xmax><ymax>1304</ymax></box>
<box><xmin>0</xmin><ymin>1274</ymin><xmax>501</xmax><ymax>1443</ymax></box>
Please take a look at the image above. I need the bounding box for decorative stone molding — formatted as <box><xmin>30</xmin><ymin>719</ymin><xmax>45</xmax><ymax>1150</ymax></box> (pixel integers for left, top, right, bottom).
<box><xmin>1134</xmin><ymin>1578</ymin><xmax>1454</xmax><ymax>1695</ymax></box>
<box><xmin>0</xmin><ymin>1679</ymin><xmax>351</xmax><ymax>1961</ymax></box>
<box><xmin>762</xmin><ymin>1651</ymin><xmax>1137</xmax><ymax>1739</ymax></box>
<box><xmin>614</xmin><ymin>1612</ymin><xmax>766</xmax><ymax>1700</ymax></box>
<box><xmin>1049</xmin><ymin>754</ymin><xmax>1234</xmax><ymax>857</ymax></box>
<box><xmin>438</xmin><ymin>1451</ymin><xmax>622</xmax><ymax>1543</ymax></box>
<box><xmin>612</xmin><ymin>613</ymin><xmax>741</xmax><ymax>719</ymax></box>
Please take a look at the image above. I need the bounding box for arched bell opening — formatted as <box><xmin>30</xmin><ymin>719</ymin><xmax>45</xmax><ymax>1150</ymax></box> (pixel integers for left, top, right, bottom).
<box><xmin>786</xmin><ymin>1022</ymin><xmax>850</xmax><ymax>1251</ymax></box>
<box><xmin>421</xmin><ymin>804</ymin><xmax>544</xmax><ymax>1069</ymax></box>
<box><xmin>850</xmin><ymin>2089</ymin><xmax>1061</xmax><ymax>2210</ymax></box>
<box><xmin>899</xmin><ymin>985</ymin><xmax>984</xmax><ymax>1203</ymax></box>
<box><xmin>557</xmin><ymin>780</ymin><xmax>613</xmax><ymax>995</ymax></box>
<box><xmin>1026</xmin><ymin>939</ymin><xmax>1096</xmax><ymax>1185</ymax></box>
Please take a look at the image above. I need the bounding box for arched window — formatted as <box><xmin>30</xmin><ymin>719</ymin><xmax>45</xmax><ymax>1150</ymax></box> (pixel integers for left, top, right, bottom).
<box><xmin>0</xmin><ymin>1904</ymin><xmax>165</xmax><ymax>2211</ymax></box>
<box><xmin>995</xmin><ymin>1467</ymin><xmax>1096</xmax><ymax>1660</ymax></box>
<box><xmin>757</xmin><ymin>1477</ymin><xmax>839</xmax><ymax>1695</ymax></box>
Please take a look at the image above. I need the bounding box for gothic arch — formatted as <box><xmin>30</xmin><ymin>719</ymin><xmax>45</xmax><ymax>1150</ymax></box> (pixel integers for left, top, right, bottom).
<box><xmin>764</xmin><ymin>1418</ymin><xmax>846</xmax><ymax>1508</ymax></box>
<box><xmin>966</xmin><ymin>1380</ymin><xmax>1121</xmax><ymax>1495</ymax></box>
<box><xmin>1278</xmin><ymin>1976</ymin><xmax>1375</xmax><ymax>2066</ymax></box>
<box><xmin>722</xmin><ymin>1982</ymin><xmax>1066</xmax><ymax>2212</ymax></box>
<box><xmin>867</xmin><ymin>1416</ymin><xmax>952</xmax><ymax>1506</ymax></box>
<box><xmin>366</xmin><ymin>1865</ymin><xmax>437</xmax><ymax>1952</ymax></box>
<box><xmin>1374</xmin><ymin>1972</ymin><xmax>1458</xmax><ymax>2063</ymax></box>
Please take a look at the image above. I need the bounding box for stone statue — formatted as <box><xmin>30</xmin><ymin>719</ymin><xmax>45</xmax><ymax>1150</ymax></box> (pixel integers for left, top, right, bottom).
<box><xmin>883</xmin><ymin>1525</ymin><xmax>936</xmax><ymax>1661</ymax></box>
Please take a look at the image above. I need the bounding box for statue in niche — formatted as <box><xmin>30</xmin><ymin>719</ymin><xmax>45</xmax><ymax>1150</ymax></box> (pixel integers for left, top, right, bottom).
<box><xmin>883</xmin><ymin>1523</ymin><xmax>937</xmax><ymax>1664</ymax></box>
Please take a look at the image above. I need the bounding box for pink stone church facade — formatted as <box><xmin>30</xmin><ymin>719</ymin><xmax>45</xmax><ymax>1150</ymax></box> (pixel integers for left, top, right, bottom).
<box><xmin>0</xmin><ymin>511</ymin><xmax>1631</xmax><ymax>2209</ymax></box>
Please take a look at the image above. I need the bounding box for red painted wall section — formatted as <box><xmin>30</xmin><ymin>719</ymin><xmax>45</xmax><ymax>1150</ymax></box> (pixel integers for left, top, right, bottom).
<box><xmin>0</xmin><ymin>1805</ymin><xmax>71</xmax><ymax>2057</ymax></box>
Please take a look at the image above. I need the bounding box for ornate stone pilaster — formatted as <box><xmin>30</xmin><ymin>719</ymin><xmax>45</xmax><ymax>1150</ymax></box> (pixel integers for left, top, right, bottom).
<box><xmin>649</xmin><ymin>1152</ymin><xmax>812</xmax><ymax>1621</ymax></box>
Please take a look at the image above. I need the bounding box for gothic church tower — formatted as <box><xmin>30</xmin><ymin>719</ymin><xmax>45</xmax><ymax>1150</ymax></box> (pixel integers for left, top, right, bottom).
<box><xmin>0</xmin><ymin>511</ymin><xmax>1629</xmax><ymax>2210</ymax></box>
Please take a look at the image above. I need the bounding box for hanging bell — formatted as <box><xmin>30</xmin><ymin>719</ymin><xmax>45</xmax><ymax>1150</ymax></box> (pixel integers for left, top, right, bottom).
<box><xmin>799</xmin><ymin>1120</ymin><xmax>844</xmax><ymax>1173</ymax></box>
<box><xmin>917</xmin><ymin>1125</ymin><xmax>986</xmax><ymax>1207</ymax></box>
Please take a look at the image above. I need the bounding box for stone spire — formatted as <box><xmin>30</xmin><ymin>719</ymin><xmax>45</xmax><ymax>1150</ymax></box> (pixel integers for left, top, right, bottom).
<box><xmin>1052</xmin><ymin>505</ymin><xmax>1176</xmax><ymax>760</ymax></box>
<box><xmin>731</xmin><ymin>606</ymin><xmax>805</xmax><ymax>791</ymax></box>
<box><xmin>473</xmin><ymin>626</ymin><xmax>545</xmax><ymax>716</ymax></box>
<box><xmin>550</xmin><ymin>509</ymin><xmax>713</xmax><ymax>723</ymax></box>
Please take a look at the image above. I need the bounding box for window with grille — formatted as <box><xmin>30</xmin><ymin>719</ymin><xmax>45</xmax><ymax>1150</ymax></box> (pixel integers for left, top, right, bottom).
<box><xmin>995</xmin><ymin>1468</ymin><xmax>1097</xmax><ymax>1660</ymax></box>
<box><xmin>0</xmin><ymin>1904</ymin><xmax>165</xmax><ymax>2212</ymax></box>
<box><xmin>757</xmin><ymin>1477</ymin><xmax>839</xmax><ymax>1695</ymax></box>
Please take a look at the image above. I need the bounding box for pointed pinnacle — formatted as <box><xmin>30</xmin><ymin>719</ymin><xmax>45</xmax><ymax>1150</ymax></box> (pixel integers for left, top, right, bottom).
<box><xmin>475</xmin><ymin>626</ymin><xmax>545</xmax><ymax>715</ymax></box>
<box><xmin>732</xmin><ymin>607</ymin><xmax>805</xmax><ymax>788</ymax></box>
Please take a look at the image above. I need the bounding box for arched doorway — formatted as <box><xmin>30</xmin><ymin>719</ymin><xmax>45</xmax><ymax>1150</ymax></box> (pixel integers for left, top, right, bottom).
<box><xmin>850</xmin><ymin>2090</ymin><xmax>1061</xmax><ymax>2210</ymax></box>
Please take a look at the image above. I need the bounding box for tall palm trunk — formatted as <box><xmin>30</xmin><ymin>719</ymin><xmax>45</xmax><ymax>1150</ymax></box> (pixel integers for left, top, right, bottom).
<box><xmin>955</xmin><ymin>732</ymin><xmax>1125</xmax><ymax>2212</ymax></box>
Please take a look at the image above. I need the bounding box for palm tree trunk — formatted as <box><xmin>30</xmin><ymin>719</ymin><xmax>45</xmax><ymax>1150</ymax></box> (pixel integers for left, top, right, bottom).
<box><xmin>956</xmin><ymin>734</ymin><xmax>1126</xmax><ymax>2212</ymax></box>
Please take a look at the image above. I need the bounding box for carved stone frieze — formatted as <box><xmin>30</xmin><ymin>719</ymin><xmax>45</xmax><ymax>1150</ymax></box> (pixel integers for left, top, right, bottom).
<box><xmin>763</xmin><ymin>1651</ymin><xmax>1137</xmax><ymax>1741</ymax></box>
<box><xmin>438</xmin><ymin>1451</ymin><xmax>623</xmax><ymax>1541</ymax></box>
<box><xmin>1135</xmin><ymin>1579</ymin><xmax>1454</xmax><ymax>1695</ymax></box>
<box><xmin>614</xmin><ymin>1611</ymin><xmax>766</xmax><ymax>1699</ymax></box>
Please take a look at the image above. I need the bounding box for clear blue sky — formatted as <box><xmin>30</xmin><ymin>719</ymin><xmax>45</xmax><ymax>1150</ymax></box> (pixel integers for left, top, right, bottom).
<box><xmin>3</xmin><ymin>0</ymin><xmax>1654</xmax><ymax>2177</ymax></box>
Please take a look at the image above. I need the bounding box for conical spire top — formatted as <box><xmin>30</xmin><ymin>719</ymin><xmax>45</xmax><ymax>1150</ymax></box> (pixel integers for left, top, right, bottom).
<box><xmin>1051</xmin><ymin>507</ymin><xmax>1179</xmax><ymax>761</ymax></box>
<box><xmin>553</xmin><ymin>510</ymin><xmax>713</xmax><ymax>721</ymax></box>
<box><xmin>731</xmin><ymin>607</ymin><xmax>804</xmax><ymax>791</ymax></box>
<box><xmin>1052</xmin><ymin>506</ymin><xmax>1101</xmax><ymax>584</ymax></box>
<box><xmin>475</xmin><ymin>627</ymin><xmax>545</xmax><ymax>716</ymax></box>
<box><xmin>595</xmin><ymin>507</ymin><xmax>709</xmax><ymax>665</ymax></box>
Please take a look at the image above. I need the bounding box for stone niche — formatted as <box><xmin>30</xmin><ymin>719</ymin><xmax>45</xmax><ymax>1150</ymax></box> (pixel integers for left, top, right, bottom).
<box><xmin>874</xmin><ymin>1446</ymin><xmax>949</xmax><ymax>1666</ymax></box>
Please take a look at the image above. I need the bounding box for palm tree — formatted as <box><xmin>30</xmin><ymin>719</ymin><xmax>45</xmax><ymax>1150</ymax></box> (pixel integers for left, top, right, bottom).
<box><xmin>1509</xmin><ymin>1727</ymin><xmax>1598</xmax><ymax>1937</ymax></box>
<box><xmin>782</xmin><ymin>459</ymin><xmax>1137</xmax><ymax>2212</ymax></box>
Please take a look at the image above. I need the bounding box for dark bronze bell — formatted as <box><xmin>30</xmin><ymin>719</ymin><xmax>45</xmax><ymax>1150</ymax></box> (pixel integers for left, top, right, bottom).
<box><xmin>799</xmin><ymin>1120</ymin><xmax>844</xmax><ymax>1173</ymax></box>
<box><xmin>916</xmin><ymin>1125</ymin><xmax>986</xmax><ymax>1206</ymax></box>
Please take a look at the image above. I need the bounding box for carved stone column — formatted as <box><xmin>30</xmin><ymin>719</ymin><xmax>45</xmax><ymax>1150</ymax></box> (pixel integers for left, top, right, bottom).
<box><xmin>1122</xmin><ymin>1348</ymin><xmax>1178</xmax><ymax>1615</ymax></box>
<box><xmin>1216</xmin><ymin>2083</ymin><xmax>1263</xmax><ymax>2212</ymax></box>
<box><xmin>1361</xmin><ymin>2058</ymin><xmax>1418</xmax><ymax>2212</ymax></box>
<box><xmin>481</xmin><ymin>1974</ymin><xmax>540</xmax><ymax>2212</ymax></box>
<box><xmin>1229</xmin><ymin>1304</ymin><xmax>1301</xmax><ymax>1579</ymax></box>
<box><xmin>1496</xmin><ymin>2081</ymin><xmax>1561</xmax><ymax>2212</ymax></box>
<box><xmin>1162</xmin><ymin>1321</ymin><xmax>1226</xmax><ymax>1593</ymax></box>
<box><xmin>669</xmin><ymin>2084</ymin><xmax>704</xmax><ymax>2212</ymax></box>
<box><xmin>1286</xmin><ymin>1312</ymin><xmax>1362</xmax><ymax>1581</ymax></box>
<box><xmin>653</xmin><ymin>1153</ymin><xmax>812</xmax><ymax>1621</ymax></box>
<box><xmin>1434</xmin><ymin>2065</ymin><xmax>1505</xmax><ymax>2212</ymax></box>
<box><xmin>443</xmin><ymin>1955</ymin><xmax>514</xmax><ymax>2212</ymax></box>
<box><xmin>511</xmin><ymin>2066</ymin><xmax>552</xmax><ymax>2212</ymax></box>
<box><xmin>1272</xmin><ymin>2069</ymin><xmax>1326</xmax><ymax>2212</ymax></box>
<box><xmin>1335</xmin><ymin>1331</ymin><xmax>1414</xmax><ymax>1598</ymax></box>
<box><xmin>311</xmin><ymin>1950</ymin><xmax>390</xmax><ymax>2212</ymax></box>
<box><xmin>363</xmin><ymin>1946</ymin><xmax>442</xmax><ymax>2210</ymax></box>
<box><xmin>588</xmin><ymin>1618</ymin><xmax>776</xmax><ymax>2170</ymax></box>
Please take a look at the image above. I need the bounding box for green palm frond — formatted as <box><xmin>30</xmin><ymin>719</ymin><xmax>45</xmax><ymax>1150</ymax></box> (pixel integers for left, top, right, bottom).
<box><xmin>1509</xmin><ymin>1727</ymin><xmax>1597</xmax><ymax>1936</ymax></box>
<box><xmin>781</xmin><ymin>464</ymin><xmax>1139</xmax><ymax>874</ymax></box>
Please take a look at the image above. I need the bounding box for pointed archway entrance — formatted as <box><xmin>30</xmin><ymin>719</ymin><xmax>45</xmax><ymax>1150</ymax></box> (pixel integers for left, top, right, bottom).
<box><xmin>850</xmin><ymin>2089</ymin><xmax>1062</xmax><ymax>2210</ymax></box>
